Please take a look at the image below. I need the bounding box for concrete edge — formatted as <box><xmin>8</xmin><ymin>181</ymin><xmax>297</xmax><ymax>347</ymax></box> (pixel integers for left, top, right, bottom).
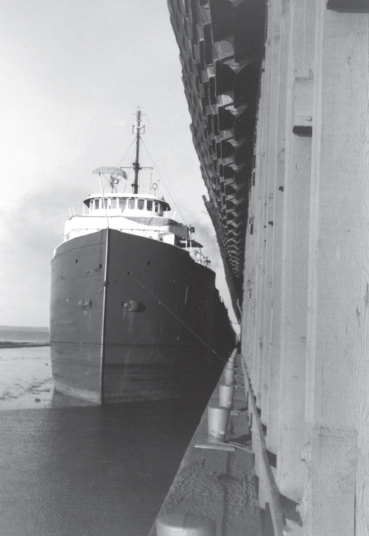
<box><xmin>148</xmin><ymin>348</ymin><xmax>259</xmax><ymax>536</ymax></box>
<box><xmin>241</xmin><ymin>354</ymin><xmax>286</xmax><ymax>536</ymax></box>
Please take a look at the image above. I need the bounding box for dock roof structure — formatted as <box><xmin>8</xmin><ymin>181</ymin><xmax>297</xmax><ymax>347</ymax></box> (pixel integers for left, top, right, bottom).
<box><xmin>168</xmin><ymin>0</ymin><xmax>266</xmax><ymax>318</ymax></box>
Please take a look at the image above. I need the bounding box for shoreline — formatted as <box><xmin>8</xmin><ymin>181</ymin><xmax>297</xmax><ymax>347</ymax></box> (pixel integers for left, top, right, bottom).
<box><xmin>0</xmin><ymin>342</ymin><xmax>50</xmax><ymax>349</ymax></box>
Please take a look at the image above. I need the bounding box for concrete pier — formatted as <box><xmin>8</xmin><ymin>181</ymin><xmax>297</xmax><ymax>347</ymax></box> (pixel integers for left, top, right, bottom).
<box><xmin>148</xmin><ymin>354</ymin><xmax>263</xmax><ymax>536</ymax></box>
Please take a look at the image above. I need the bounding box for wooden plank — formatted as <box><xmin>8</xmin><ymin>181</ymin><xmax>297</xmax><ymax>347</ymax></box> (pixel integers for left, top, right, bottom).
<box><xmin>277</xmin><ymin>132</ymin><xmax>311</xmax><ymax>502</ymax></box>
<box><xmin>254</xmin><ymin>0</ymin><xmax>281</xmax><ymax>417</ymax></box>
<box><xmin>241</xmin><ymin>218</ymin><xmax>255</xmax><ymax>374</ymax></box>
<box><xmin>277</xmin><ymin>0</ymin><xmax>315</xmax><ymax>504</ymax></box>
<box><xmin>303</xmin><ymin>427</ymin><xmax>356</xmax><ymax>535</ymax></box>
<box><xmin>260</xmin><ymin>0</ymin><xmax>284</xmax><ymax>426</ymax></box>
<box><xmin>251</xmin><ymin>58</ymin><xmax>269</xmax><ymax>406</ymax></box>
<box><xmin>305</xmin><ymin>5</ymin><xmax>369</xmax><ymax>534</ymax></box>
<box><xmin>266</xmin><ymin>0</ymin><xmax>291</xmax><ymax>456</ymax></box>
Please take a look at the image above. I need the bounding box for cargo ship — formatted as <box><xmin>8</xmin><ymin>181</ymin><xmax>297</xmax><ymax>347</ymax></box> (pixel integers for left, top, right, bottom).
<box><xmin>50</xmin><ymin>110</ymin><xmax>234</xmax><ymax>403</ymax></box>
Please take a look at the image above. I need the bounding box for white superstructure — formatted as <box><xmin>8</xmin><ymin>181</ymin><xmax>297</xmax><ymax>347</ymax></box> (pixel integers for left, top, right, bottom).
<box><xmin>62</xmin><ymin>183</ymin><xmax>210</xmax><ymax>267</ymax></box>
<box><xmin>60</xmin><ymin>108</ymin><xmax>211</xmax><ymax>268</ymax></box>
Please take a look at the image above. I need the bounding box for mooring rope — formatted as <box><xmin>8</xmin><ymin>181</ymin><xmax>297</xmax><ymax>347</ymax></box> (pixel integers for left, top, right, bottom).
<box><xmin>127</xmin><ymin>271</ymin><xmax>226</xmax><ymax>363</ymax></box>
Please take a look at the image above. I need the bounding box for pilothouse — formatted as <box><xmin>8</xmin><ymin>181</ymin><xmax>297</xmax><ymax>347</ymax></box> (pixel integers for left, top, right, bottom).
<box><xmin>62</xmin><ymin>110</ymin><xmax>210</xmax><ymax>266</ymax></box>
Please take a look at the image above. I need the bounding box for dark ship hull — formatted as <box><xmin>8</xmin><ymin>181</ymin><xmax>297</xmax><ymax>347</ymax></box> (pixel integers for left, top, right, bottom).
<box><xmin>50</xmin><ymin>229</ymin><xmax>234</xmax><ymax>403</ymax></box>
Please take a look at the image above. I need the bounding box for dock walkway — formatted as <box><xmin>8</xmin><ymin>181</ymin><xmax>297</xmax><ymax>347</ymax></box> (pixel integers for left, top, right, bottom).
<box><xmin>149</xmin><ymin>354</ymin><xmax>263</xmax><ymax>536</ymax></box>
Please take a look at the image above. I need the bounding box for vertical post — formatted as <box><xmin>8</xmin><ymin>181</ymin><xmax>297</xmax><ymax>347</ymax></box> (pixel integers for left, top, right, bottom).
<box><xmin>276</xmin><ymin>0</ymin><xmax>315</xmax><ymax>503</ymax></box>
<box><xmin>254</xmin><ymin>142</ymin><xmax>268</xmax><ymax>413</ymax></box>
<box><xmin>266</xmin><ymin>0</ymin><xmax>290</xmax><ymax>458</ymax></box>
<box><xmin>304</xmin><ymin>4</ymin><xmax>369</xmax><ymax>534</ymax></box>
<box><xmin>260</xmin><ymin>0</ymin><xmax>284</xmax><ymax>428</ymax></box>
<box><xmin>250</xmin><ymin>67</ymin><xmax>268</xmax><ymax>406</ymax></box>
<box><xmin>241</xmin><ymin>207</ymin><xmax>255</xmax><ymax>375</ymax></box>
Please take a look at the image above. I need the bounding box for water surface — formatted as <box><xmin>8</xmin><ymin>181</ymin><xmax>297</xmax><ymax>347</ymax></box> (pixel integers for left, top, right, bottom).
<box><xmin>0</xmin><ymin>343</ymin><xmax>207</xmax><ymax>535</ymax></box>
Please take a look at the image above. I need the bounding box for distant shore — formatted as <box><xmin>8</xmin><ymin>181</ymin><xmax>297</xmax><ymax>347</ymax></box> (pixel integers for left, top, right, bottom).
<box><xmin>0</xmin><ymin>342</ymin><xmax>50</xmax><ymax>349</ymax></box>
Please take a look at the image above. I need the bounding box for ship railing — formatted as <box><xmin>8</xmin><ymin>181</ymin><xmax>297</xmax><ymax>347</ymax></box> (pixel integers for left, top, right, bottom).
<box><xmin>189</xmin><ymin>249</ymin><xmax>211</xmax><ymax>267</ymax></box>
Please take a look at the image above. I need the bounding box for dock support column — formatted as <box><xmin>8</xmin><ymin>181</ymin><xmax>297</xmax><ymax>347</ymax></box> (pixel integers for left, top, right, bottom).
<box><xmin>276</xmin><ymin>0</ymin><xmax>315</xmax><ymax>504</ymax></box>
<box><xmin>252</xmin><ymin>69</ymin><xmax>269</xmax><ymax>509</ymax></box>
<box><xmin>251</xmin><ymin>54</ymin><xmax>269</xmax><ymax>415</ymax></box>
<box><xmin>260</xmin><ymin>0</ymin><xmax>286</xmax><ymax>431</ymax></box>
<box><xmin>265</xmin><ymin>0</ymin><xmax>290</xmax><ymax>458</ymax></box>
<box><xmin>304</xmin><ymin>3</ymin><xmax>369</xmax><ymax>534</ymax></box>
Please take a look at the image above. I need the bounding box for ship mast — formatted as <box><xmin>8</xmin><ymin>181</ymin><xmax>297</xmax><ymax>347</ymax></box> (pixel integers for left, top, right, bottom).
<box><xmin>132</xmin><ymin>109</ymin><xmax>142</xmax><ymax>194</ymax></box>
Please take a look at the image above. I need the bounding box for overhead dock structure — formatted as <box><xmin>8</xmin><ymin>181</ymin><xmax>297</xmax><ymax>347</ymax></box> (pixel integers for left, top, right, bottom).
<box><xmin>168</xmin><ymin>0</ymin><xmax>369</xmax><ymax>535</ymax></box>
<box><xmin>168</xmin><ymin>0</ymin><xmax>266</xmax><ymax>317</ymax></box>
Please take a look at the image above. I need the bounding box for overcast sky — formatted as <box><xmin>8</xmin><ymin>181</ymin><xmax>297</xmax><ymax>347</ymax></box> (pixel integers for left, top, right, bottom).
<box><xmin>0</xmin><ymin>0</ymin><xmax>237</xmax><ymax>330</ymax></box>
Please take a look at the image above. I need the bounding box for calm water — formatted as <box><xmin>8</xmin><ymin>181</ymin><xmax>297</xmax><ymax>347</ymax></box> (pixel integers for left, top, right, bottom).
<box><xmin>0</xmin><ymin>328</ymin><xmax>208</xmax><ymax>535</ymax></box>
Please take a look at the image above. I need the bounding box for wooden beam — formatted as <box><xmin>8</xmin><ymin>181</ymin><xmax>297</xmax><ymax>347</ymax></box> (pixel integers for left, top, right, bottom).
<box><xmin>277</xmin><ymin>0</ymin><xmax>315</xmax><ymax>505</ymax></box>
<box><xmin>327</xmin><ymin>0</ymin><xmax>369</xmax><ymax>12</ymax></box>
<box><xmin>304</xmin><ymin>4</ymin><xmax>367</xmax><ymax>534</ymax></box>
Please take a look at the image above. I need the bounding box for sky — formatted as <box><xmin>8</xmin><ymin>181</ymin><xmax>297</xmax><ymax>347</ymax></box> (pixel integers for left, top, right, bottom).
<box><xmin>0</xmin><ymin>0</ymin><xmax>238</xmax><ymax>330</ymax></box>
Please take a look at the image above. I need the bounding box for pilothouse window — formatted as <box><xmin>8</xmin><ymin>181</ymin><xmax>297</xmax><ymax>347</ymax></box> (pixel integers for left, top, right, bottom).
<box><xmin>154</xmin><ymin>202</ymin><xmax>163</xmax><ymax>216</ymax></box>
<box><xmin>87</xmin><ymin>196</ymin><xmax>165</xmax><ymax>214</ymax></box>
